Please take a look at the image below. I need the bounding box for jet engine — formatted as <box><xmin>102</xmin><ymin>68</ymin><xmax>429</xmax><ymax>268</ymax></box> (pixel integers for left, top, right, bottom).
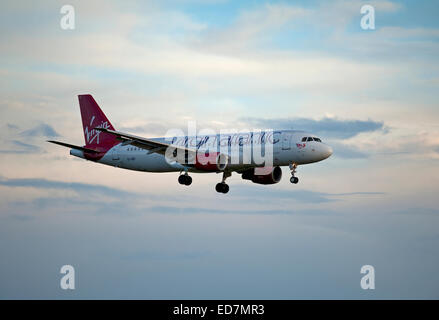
<box><xmin>241</xmin><ymin>166</ymin><xmax>282</xmax><ymax>185</ymax></box>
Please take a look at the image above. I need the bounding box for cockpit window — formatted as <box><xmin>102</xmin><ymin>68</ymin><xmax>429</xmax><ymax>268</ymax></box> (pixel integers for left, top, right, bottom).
<box><xmin>303</xmin><ymin>136</ymin><xmax>322</xmax><ymax>142</ymax></box>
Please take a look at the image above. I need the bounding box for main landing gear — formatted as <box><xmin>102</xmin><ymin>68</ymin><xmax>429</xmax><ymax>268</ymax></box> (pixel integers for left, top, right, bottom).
<box><xmin>216</xmin><ymin>172</ymin><xmax>231</xmax><ymax>194</ymax></box>
<box><xmin>289</xmin><ymin>163</ymin><xmax>299</xmax><ymax>184</ymax></box>
<box><xmin>178</xmin><ymin>173</ymin><xmax>192</xmax><ymax>186</ymax></box>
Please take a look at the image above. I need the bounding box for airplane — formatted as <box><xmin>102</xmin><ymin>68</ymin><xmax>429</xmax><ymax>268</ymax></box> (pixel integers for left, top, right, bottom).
<box><xmin>48</xmin><ymin>95</ymin><xmax>333</xmax><ymax>194</ymax></box>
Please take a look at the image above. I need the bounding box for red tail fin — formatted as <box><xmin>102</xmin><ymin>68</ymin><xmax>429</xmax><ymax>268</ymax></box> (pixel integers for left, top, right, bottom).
<box><xmin>78</xmin><ymin>94</ymin><xmax>118</xmax><ymax>151</ymax></box>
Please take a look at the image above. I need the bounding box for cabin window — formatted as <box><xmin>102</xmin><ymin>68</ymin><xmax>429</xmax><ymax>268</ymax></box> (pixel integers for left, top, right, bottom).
<box><xmin>302</xmin><ymin>137</ymin><xmax>307</xmax><ymax>142</ymax></box>
<box><xmin>307</xmin><ymin>137</ymin><xmax>313</xmax><ymax>141</ymax></box>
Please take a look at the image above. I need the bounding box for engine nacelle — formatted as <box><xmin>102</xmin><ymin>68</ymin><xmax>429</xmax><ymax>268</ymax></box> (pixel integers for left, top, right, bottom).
<box><xmin>194</xmin><ymin>151</ymin><xmax>228</xmax><ymax>172</ymax></box>
<box><xmin>241</xmin><ymin>166</ymin><xmax>282</xmax><ymax>185</ymax></box>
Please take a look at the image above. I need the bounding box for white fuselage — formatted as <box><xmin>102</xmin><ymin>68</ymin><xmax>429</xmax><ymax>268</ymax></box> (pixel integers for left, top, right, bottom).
<box><xmin>70</xmin><ymin>130</ymin><xmax>333</xmax><ymax>172</ymax></box>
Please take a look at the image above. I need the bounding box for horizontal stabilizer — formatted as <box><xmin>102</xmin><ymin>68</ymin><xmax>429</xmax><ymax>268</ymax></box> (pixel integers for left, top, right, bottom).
<box><xmin>47</xmin><ymin>140</ymin><xmax>99</xmax><ymax>153</ymax></box>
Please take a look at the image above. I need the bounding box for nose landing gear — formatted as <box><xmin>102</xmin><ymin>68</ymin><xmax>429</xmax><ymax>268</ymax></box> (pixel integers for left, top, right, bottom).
<box><xmin>289</xmin><ymin>163</ymin><xmax>299</xmax><ymax>184</ymax></box>
<box><xmin>290</xmin><ymin>176</ymin><xmax>299</xmax><ymax>184</ymax></box>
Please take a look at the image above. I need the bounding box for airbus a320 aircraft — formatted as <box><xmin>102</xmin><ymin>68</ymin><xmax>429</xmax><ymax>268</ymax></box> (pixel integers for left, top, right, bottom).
<box><xmin>49</xmin><ymin>95</ymin><xmax>333</xmax><ymax>194</ymax></box>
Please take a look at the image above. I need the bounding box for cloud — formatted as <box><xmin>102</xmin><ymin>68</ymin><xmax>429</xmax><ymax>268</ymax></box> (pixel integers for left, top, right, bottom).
<box><xmin>0</xmin><ymin>123</ymin><xmax>57</xmax><ymax>154</ymax></box>
<box><xmin>0</xmin><ymin>1</ymin><xmax>413</xmax><ymax>95</ymax></box>
<box><xmin>3</xmin><ymin>197</ymin><xmax>333</xmax><ymax>218</ymax></box>
<box><xmin>0</xmin><ymin>176</ymin><xmax>385</xmax><ymax>220</ymax></box>
<box><xmin>6</xmin><ymin>123</ymin><xmax>19</xmax><ymax>130</ymax></box>
<box><xmin>315</xmin><ymin>0</ymin><xmax>401</xmax><ymax>27</ymax></box>
<box><xmin>330</xmin><ymin>141</ymin><xmax>369</xmax><ymax>159</ymax></box>
<box><xmin>363</xmin><ymin>129</ymin><xmax>439</xmax><ymax>160</ymax></box>
<box><xmin>0</xmin><ymin>177</ymin><xmax>134</xmax><ymax>198</ymax></box>
<box><xmin>118</xmin><ymin>122</ymin><xmax>170</xmax><ymax>136</ymax></box>
<box><xmin>191</xmin><ymin>0</ymin><xmax>402</xmax><ymax>54</ymax></box>
<box><xmin>120</xmin><ymin>250</ymin><xmax>210</xmax><ymax>261</ymax></box>
<box><xmin>233</xmin><ymin>186</ymin><xmax>335</xmax><ymax>204</ymax></box>
<box><xmin>148</xmin><ymin>205</ymin><xmax>303</xmax><ymax>215</ymax></box>
<box><xmin>241</xmin><ymin>116</ymin><xmax>386</xmax><ymax>139</ymax></box>
<box><xmin>220</xmin><ymin>185</ymin><xmax>385</xmax><ymax>205</ymax></box>
<box><xmin>0</xmin><ymin>140</ymin><xmax>42</xmax><ymax>154</ymax></box>
<box><xmin>194</xmin><ymin>3</ymin><xmax>310</xmax><ymax>52</ymax></box>
<box><xmin>392</xmin><ymin>207</ymin><xmax>439</xmax><ymax>216</ymax></box>
<box><xmin>19</xmin><ymin>123</ymin><xmax>59</xmax><ymax>138</ymax></box>
<box><xmin>1</xmin><ymin>0</ymin><xmax>439</xmax><ymax>300</ymax></box>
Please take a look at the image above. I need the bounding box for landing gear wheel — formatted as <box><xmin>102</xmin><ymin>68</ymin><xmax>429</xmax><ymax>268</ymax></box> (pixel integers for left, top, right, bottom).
<box><xmin>215</xmin><ymin>172</ymin><xmax>231</xmax><ymax>193</ymax></box>
<box><xmin>290</xmin><ymin>177</ymin><xmax>299</xmax><ymax>184</ymax></box>
<box><xmin>215</xmin><ymin>183</ymin><xmax>229</xmax><ymax>193</ymax></box>
<box><xmin>178</xmin><ymin>174</ymin><xmax>192</xmax><ymax>186</ymax></box>
<box><xmin>289</xmin><ymin>163</ymin><xmax>299</xmax><ymax>184</ymax></box>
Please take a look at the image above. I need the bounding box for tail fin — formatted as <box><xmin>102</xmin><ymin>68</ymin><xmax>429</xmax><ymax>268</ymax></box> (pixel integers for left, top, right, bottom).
<box><xmin>78</xmin><ymin>94</ymin><xmax>118</xmax><ymax>150</ymax></box>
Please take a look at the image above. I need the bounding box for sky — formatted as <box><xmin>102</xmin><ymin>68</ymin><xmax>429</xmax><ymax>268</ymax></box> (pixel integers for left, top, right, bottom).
<box><xmin>0</xmin><ymin>0</ymin><xmax>439</xmax><ymax>299</ymax></box>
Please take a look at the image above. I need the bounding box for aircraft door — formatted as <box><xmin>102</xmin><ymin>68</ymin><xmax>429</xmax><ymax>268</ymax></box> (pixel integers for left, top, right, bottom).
<box><xmin>282</xmin><ymin>132</ymin><xmax>292</xmax><ymax>150</ymax></box>
<box><xmin>111</xmin><ymin>146</ymin><xmax>121</xmax><ymax>167</ymax></box>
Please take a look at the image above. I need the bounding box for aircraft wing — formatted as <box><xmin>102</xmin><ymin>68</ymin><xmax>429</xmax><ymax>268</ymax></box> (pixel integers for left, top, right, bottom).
<box><xmin>94</xmin><ymin>127</ymin><xmax>198</xmax><ymax>160</ymax></box>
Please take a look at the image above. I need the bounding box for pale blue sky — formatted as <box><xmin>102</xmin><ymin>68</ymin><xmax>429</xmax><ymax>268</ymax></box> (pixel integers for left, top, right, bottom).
<box><xmin>0</xmin><ymin>0</ymin><xmax>439</xmax><ymax>299</ymax></box>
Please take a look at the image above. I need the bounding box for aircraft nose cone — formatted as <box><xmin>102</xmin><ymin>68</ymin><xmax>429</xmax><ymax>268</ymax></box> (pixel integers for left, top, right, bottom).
<box><xmin>323</xmin><ymin>145</ymin><xmax>333</xmax><ymax>159</ymax></box>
